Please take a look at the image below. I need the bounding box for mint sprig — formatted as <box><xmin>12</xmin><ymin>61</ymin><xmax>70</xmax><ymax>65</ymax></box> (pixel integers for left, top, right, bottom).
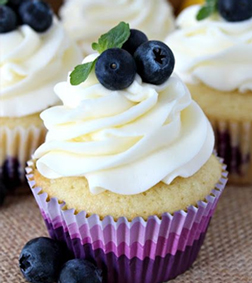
<box><xmin>0</xmin><ymin>0</ymin><xmax>8</xmax><ymax>5</ymax></box>
<box><xmin>70</xmin><ymin>22</ymin><xmax>130</xmax><ymax>86</ymax></box>
<box><xmin>70</xmin><ymin>60</ymin><xmax>97</xmax><ymax>86</ymax></box>
<box><xmin>92</xmin><ymin>22</ymin><xmax>130</xmax><ymax>53</ymax></box>
<box><xmin>196</xmin><ymin>0</ymin><xmax>218</xmax><ymax>21</ymax></box>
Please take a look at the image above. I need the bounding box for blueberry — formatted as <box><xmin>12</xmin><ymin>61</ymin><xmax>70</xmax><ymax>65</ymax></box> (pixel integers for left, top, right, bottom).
<box><xmin>95</xmin><ymin>48</ymin><xmax>136</xmax><ymax>90</ymax></box>
<box><xmin>0</xmin><ymin>5</ymin><xmax>17</xmax><ymax>33</ymax></box>
<box><xmin>19</xmin><ymin>0</ymin><xmax>53</xmax><ymax>32</ymax></box>
<box><xmin>134</xmin><ymin>40</ymin><xmax>175</xmax><ymax>85</ymax></box>
<box><xmin>218</xmin><ymin>0</ymin><xmax>252</xmax><ymax>22</ymax></box>
<box><xmin>0</xmin><ymin>180</ymin><xmax>7</xmax><ymax>206</ymax></box>
<box><xmin>8</xmin><ymin>0</ymin><xmax>27</xmax><ymax>8</ymax></box>
<box><xmin>58</xmin><ymin>259</ymin><xmax>103</xmax><ymax>283</ymax></box>
<box><xmin>19</xmin><ymin>237</ymin><xmax>71</xmax><ymax>283</ymax></box>
<box><xmin>122</xmin><ymin>29</ymin><xmax>148</xmax><ymax>55</ymax></box>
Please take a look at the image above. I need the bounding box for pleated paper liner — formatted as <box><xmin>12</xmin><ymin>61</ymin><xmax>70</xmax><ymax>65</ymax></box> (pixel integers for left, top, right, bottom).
<box><xmin>210</xmin><ymin>119</ymin><xmax>252</xmax><ymax>185</ymax></box>
<box><xmin>0</xmin><ymin>125</ymin><xmax>46</xmax><ymax>190</ymax></box>
<box><xmin>26</xmin><ymin>158</ymin><xmax>228</xmax><ymax>283</ymax></box>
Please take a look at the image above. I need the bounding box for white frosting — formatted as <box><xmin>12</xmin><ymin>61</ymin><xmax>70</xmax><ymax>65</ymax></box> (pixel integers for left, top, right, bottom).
<box><xmin>34</xmin><ymin>54</ymin><xmax>214</xmax><ymax>195</ymax></box>
<box><xmin>60</xmin><ymin>0</ymin><xmax>175</xmax><ymax>55</ymax></box>
<box><xmin>166</xmin><ymin>5</ymin><xmax>252</xmax><ymax>92</ymax></box>
<box><xmin>0</xmin><ymin>17</ymin><xmax>82</xmax><ymax>117</ymax></box>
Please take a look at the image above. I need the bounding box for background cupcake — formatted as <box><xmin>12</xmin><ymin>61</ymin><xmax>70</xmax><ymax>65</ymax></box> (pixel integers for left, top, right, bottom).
<box><xmin>0</xmin><ymin>0</ymin><xmax>82</xmax><ymax>190</ymax></box>
<box><xmin>166</xmin><ymin>2</ymin><xmax>252</xmax><ymax>185</ymax></box>
<box><xmin>59</xmin><ymin>0</ymin><xmax>175</xmax><ymax>55</ymax></box>
<box><xmin>26</xmin><ymin>24</ymin><xmax>227</xmax><ymax>283</ymax></box>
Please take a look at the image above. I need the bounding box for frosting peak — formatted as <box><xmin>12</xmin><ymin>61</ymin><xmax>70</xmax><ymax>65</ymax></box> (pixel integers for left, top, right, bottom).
<box><xmin>0</xmin><ymin>17</ymin><xmax>82</xmax><ymax>117</ymax></box>
<box><xmin>166</xmin><ymin>5</ymin><xmax>252</xmax><ymax>93</ymax></box>
<box><xmin>35</xmin><ymin>54</ymin><xmax>214</xmax><ymax>195</ymax></box>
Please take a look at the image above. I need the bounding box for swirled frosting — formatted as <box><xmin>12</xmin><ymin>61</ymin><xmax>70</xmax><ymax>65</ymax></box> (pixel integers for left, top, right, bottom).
<box><xmin>0</xmin><ymin>17</ymin><xmax>82</xmax><ymax>117</ymax></box>
<box><xmin>60</xmin><ymin>0</ymin><xmax>175</xmax><ymax>55</ymax></box>
<box><xmin>34</xmin><ymin>53</ymin><xmax>214</xmax><ymax>195</ymax></box>
<box><xmin>166</xmin><ymin>5</ymin><xmax>252</xmax><ymax>92</ymax></box>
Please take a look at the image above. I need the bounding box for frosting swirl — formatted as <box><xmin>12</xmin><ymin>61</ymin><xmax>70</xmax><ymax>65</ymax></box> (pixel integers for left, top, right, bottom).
<box><xmin>60</xmin><ymin>0</ymin><xmax>175</xmax><ymax>55</ymax></box>
<box><xmin>166</xmin><ymin>5</ymin><xmax>252</xmax><ymax>92</ymax></box>
<box><xmin>34</xmin><ymin>54</ymin><xmax>214</xmax><ymax>195</ymax></box>
<box><xmin>0</xmin><ymin>17</ymin><xmax>82</xmax><ymax>117</ymax></box>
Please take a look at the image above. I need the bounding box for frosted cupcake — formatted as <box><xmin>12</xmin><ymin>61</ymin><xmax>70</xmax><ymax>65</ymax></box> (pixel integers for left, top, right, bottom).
<box><xmin>166</xmin><ymin>2</ymin><xmax>252</xmax><ymax>185</ymax></box>
<box><xmin>59</xmin><ymin>0</ymin><xmax>175</xmax><ymax>56</ymax></box>
<box><xmin>0</xmin><ymin>0</ymin><xmax>81</xmax><ymax>189</ymax></box>
<box><xmin>27</xmin><ymin>23</ymin><xmax>227</xmax><ymax>282</ymax></box>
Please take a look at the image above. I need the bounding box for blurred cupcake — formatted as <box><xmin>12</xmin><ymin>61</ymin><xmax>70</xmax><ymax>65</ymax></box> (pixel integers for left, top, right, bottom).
<box><xmin>59</xmin><ymin>0</ymin><xmax>175</xmax><ymax>55</ymax></box>
<box><xmin>166</xmin><ymin>3</ymin><xmax>252</xmax><ymax>185</ymax></box>
<box><xmin>27</xmin><ymin>24</ymin><xmax>227</xmax><ymax>282</ymax></box>
<box><xmin>0</xmin><ymin>1</ymin><xmax>82</xmax><ymax>190</ymax></box>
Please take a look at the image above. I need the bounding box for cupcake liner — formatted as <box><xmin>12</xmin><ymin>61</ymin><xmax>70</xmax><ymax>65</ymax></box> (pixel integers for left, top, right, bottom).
<box><xmin>26</xmin><ymin>158</ymin><xmax>227</xmax><ymax>283</ymax></box>
<box><xmin>0</xmin><ymin>125</ymin><xmax>46</xmax><ymax>189</ymax></box>
<box><xmin>210</xmin><ymin>119</ymin><xmax>252</xmax><ymax>185</ymax></box>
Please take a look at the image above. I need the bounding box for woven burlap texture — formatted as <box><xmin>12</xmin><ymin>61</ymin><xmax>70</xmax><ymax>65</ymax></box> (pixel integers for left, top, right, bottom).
<box><xmin>0</xmin><ymin>184</ymin><xmax>252</xmax><ymax>283</ymax></box>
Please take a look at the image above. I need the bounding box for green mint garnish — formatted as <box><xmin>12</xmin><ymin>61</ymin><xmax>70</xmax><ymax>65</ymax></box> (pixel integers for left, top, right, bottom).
<box><xmin>92</xmin><ymin>22</ymin><xmax>130</xmax><ymax>54</ymax></box>
<box><xmin>70</xmin><ymin>22</ymin><xmax>130</xmax><ymax>86</ymax></box>
<box><xmin>0</xmin><ymin>0</ymin><xmax>8</xmax><ymax>5</ymax></box>
<box><xmin>196</xmin><ymin>0</ymin><xmax>218</xmax><ymax>21</ymax></box>
<box><xmin>70</xmin><ymin>59</ymin><xmax>97</xmax><ymax>86</ymax></box>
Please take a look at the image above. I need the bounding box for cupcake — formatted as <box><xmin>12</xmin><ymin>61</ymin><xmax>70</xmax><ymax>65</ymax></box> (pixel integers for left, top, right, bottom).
<box><xmin>166</xmin><ymin>2</ymin><xmax>252</xmax><ymax>185</ymax></box>
<box><xmin>59</xmin><ymin>0</ymin><xmax>175</xmax><ymax>56</ymax></box>
<box><xmin>26</xmin><ymin>24</ymin><xmax>227</xmax><ymax>282</ymax></box>
<box><xmin>0</xmin><ymin>1</ymin><xmax>82</xmax><ymax>189</ymax></box>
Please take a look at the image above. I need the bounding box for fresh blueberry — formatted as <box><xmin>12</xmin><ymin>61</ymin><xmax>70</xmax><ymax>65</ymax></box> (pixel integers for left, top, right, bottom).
<box><xmin>122</xmin><ymin>29</ymin><xmax>148</xmax><ymax>55</ymax></box>
<box><xmin>218</xmin><ymin>0</ymin><xmax>252</xmax><ymax>22</ymax></box>
<box><xmin>19</xmin><ymin>0</ymin><xmax>53</xmax><ymax>32</ymax></box>
<box><xmin>8</xmin><ymin>0</ymin><xmax>27</xmax><ymax>8</ymax></box>
<box><xmin>95</xmin><ymin>48</ymin><xmax>136</xmax><ymax>90</ymax></box>
<box><xmin>0</xmin><ymin>180</ymin><xmax>7</xmax><ymax>206</ymax></box>
<box><xmin>19</xmin><ymin>237</ymin><xmax>71</xmax><ymax>283</ymax></box>
<box><xmin>0</xmin><ymin>5</ymin><xmax>17</xmax><ymax>33</ymax></box>
<box><xmin>134</xmin><ymin>40</ymin><xmax>175</xmax><ymax>85</ymax></box>
<box><xmin>58</xmin><ymin>259</ymin><xmax>103</xmax><ymax>283</ymax></box>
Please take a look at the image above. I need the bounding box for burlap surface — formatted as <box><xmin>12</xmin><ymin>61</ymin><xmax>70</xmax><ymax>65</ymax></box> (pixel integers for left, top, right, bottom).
<box><xmin>0</xmin><ymin>184</ymin><xmax>251</xmax><ymax>283</ymax></box>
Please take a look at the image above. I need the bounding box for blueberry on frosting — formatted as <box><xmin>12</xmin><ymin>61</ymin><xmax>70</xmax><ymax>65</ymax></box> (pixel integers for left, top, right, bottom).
<box><xmin>134</xmin><ymin>40</ymin><xmax>175</xmax><ymax>85</ymax></box>
<box><xmin>218</xmin><ymin>0</ymin><xmax>252</xmax><ymax>22</ymax></box>
<box><xmin>70</xmin><ymin>22</ymin><xmax>175</xmax><ymax>89</ymax></box>
<box><xmin>0</xmin><ymin>5</ymin><xmax>17</xmax><ymax>33</ymax></box>
<box><xmin>122</xmin><ymin>29</ymin><xmax>148</xmax><ymax>55</ymax></box>
<box><xmin>95</xmin><ymin>48</ymin><xmax>136</xmax><ymax>90</ymax></box>
<box><xmin>19</xmin><ymin>0</ymin><xmax>53</xmax><ymax>32</ymax></box>
<box><xmin>0</xmin><ymin>0</ymin><xmax>53</xmax><ymax>33</ymax></box>
<box><xmin>197</xmin><ymin>0</ymin><xmax>252</xmax><ymax>22</ymax></box>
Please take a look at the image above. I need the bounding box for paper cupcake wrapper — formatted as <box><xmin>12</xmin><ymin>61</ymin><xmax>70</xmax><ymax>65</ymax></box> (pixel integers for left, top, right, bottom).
<box><xmin>26</xmin><ymin>158</ymin><xmax>227</xmax><ymax>283</ymax></box>
<box><xmin>210</xmin><ymin>119</ymin><xmax>252</xmax><ymax>185</ymax></box>
<box><xmin>0</xmin><ymin>125</ymin><xmax>46</xmax><ymax>189</ymax></box>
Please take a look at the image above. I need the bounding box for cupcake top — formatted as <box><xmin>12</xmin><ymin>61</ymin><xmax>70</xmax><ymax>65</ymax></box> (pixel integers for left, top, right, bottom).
<box><xmin>0</xmin><ymin>1</ymin><xmax>82</xmax><ymax>118</ymax></box>
<box><xmin>59</xmin><ymin>0</ymin><xmax>175</xmax><ymax>55</ymax></box>
<box><xmin>34</xmin><ymin>22</ymin><xmax>214</xmax><ymax>196</ymax></box>
<box><xmin>166</xmin><ymin>4</ymin><xmax>252</xmax><ymax>92</ymax></box>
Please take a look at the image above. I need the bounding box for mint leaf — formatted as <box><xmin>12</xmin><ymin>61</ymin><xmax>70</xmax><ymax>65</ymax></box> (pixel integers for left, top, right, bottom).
<box><xmin>0</xmin><ymin>0</ymin><xmax>8</xmax><ymax>5</ymax></box>
<box><xmin>196</xmin><ymin>6</ymin><xmax>213</xmax><ymax>20</ymax></box>
<box><xmin>196</xmin><ymin>0</ymin><xmax>218</xmax><ymax>21</ymax></box>
<box><xmin>92</xmin><ymin>22</ymin><xmax>130</xmax><ymax>54</ymax></box>
<box><xmin>70</xmin><ymin>59</ymin><xmax>97</xmax><ymax>86</ymax></box>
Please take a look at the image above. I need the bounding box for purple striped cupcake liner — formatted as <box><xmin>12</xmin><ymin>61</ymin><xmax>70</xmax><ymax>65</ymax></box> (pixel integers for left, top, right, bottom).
<box><xmin>210</xmin><ymin>119</ymin><xmax>252</xmax><ymax>185</ymax></box>
<box><xmin>26</xmin><ymin>158</ymin><xmax>228</xmax><ymax>283</ymax></box>
<box><xmin>0</xmin><ymin>125</ymin><xmax>46</xmax><ymax>190</ymax></box>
